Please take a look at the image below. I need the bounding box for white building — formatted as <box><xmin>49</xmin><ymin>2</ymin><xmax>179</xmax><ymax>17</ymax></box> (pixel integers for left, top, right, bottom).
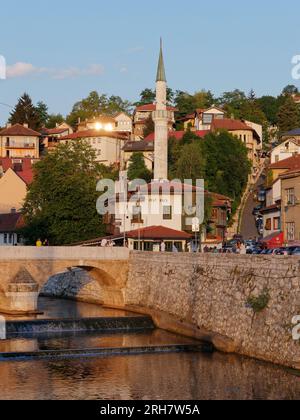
<box><xmin>271</xmin><ymin>138</ymin><xmax>300</xmax><ymax>164</ymax></box>
<box><xmin>59</xmin><ymin>130</ymin><xmax>128</xmax><ymax>166</ymax></box>
<box><xmin>261</xmin><ymin>178</ymin><xmax>281</xmax><ymax>238</ymax></box>
<box><xmin>0</xmin><ymin>212</ymin><xmax>24</xmax><ymax>246</ymax></box>
<box><xmin>195</xmin><ymin>107</ymin><xmax>225</xmax><ymax>131</ymax></box>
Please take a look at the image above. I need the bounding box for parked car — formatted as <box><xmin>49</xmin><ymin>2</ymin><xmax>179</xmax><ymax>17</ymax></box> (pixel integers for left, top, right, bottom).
<box><xmin>291</xmin><ymin>247</ymin><xmax>300</xmax><ymax>256</ymax></box>
<box><xmin>251</xmin><ymin>248</ymin><xmax>262</xmax><ymax>254</ymax></box>
<box><xmin>286</xmin><ymin>246</ymin><xmax>299</xmax><ymax>255</ymax></box>
<box><xmin>252</xmin><ymin>205</ymin><xmax>263</xmax><ymax>216</ymax></box>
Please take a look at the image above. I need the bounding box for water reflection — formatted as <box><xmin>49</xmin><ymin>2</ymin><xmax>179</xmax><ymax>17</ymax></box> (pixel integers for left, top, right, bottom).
<box><xmin>0</xmin><ymin>330</ymin><xmax>199</xmax><ymax>353</ymax></box>
<box><xmin>3</xmin><ymin>297</ymin><xmax>140</xmax><ymax>321</ymax></box>
<box><xmin>0</xmin><ymin>352</ymin><xmax>299</xmax><ymax>400</ymax></box>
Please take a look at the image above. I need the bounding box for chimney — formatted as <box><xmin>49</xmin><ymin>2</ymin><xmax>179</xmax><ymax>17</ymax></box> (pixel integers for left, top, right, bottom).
<box><xmin>23</xmin><ymin>123</ymin><xmax>29</xmax><ymax>128</ymax></box>
<box><xmin>6</xmin><ymin>123</ymin><xmax>12</xmax><ymax>128</ymax></box>
<box><xmin>11</xmin><ymin>208</ymin><xmax>16</xmax><ymax>214</ymax></box>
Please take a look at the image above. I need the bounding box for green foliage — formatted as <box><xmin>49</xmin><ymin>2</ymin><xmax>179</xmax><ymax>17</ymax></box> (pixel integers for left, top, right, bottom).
<box><xmin>143</xmin><ymin>116</ymin><xmax>155</xmax><ymax>138</ymax></box>
<box><xmin>46</xmin><ymin>113</ymin><xmax>65</xmax><ymax>129</ymax></box>
<box><xmin>127</xmin><ymin>152</ymin><xmax>152</xmax><ymax>183</ymax></box>
<box><xmin>202</xmin><ymin>131</ymin><xmax>251</xmax><ymax>212</ymax></box>
<box><xmin>277</xmin><ymin>96</ymin><xmax>300</xmax><ymax>135</ymax></box>
<box><xmin>135</xmin><ymin>88</ymin><xmax>174</xmax><ymax>107</ymax></box>
<box><xmin>174</xmin><ymin>90</ymin><xmax>214</xmax><ymax>118</ymax></box>
<box><xmin>9</xmin><ymin>93</ymin><xmax>41</xmax><ymax>130</ymax></box>
<box><xmin>21</xmin><ymin>140</ymin><xmax>109</xmax><ymax>245</ymax></box>
<box><xmin>66</xmin><ymin>91</ymin><xmax>132</xmax><ymax>128</ymax></box>
<box><xmin>35</xmin><ymin>101</ymin><xmax>49</xmax><ymax>127</ymax></box>
<box><xmin>247</xmin><ymin>288</ymin><xmax>270</xmax><ymax>313</ymax></box>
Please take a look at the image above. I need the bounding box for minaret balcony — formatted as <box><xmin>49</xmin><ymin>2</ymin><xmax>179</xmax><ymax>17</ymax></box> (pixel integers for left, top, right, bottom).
<box><xmin>152</xmin><ymin>110</ymin><xmax>173</xmax><ymax>121</ymax></box>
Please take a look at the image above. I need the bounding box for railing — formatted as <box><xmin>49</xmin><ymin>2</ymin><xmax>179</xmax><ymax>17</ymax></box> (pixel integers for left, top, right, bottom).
<box><xmin>5</xmin><ymin>142</ymin><xmax>36</xmax><ymax>149</ymax></box>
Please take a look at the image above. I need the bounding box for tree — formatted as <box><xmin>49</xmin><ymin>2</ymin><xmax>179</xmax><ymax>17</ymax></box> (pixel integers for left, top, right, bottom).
<box><xmin>202</xmin><ymin>131</ymin><xmax>251</xmax><ymax>213</ymax></box>
<box><xmin>256</xmin><ymin>96</ymin><xmax>280</xmax><ymax>125</ymax></box>
<box><xmin>35</xmin><ymin>101</ymin><xmax>49</xmax><ymax>127</ymax></box>
<box><xmin>46</xmin><ymin>113</ymin><xmax>65</xmax><ymax>129</ymax></box>
<box><xmin>174</xmin><ymin>142</ymin><xmax>206</xmax><ymax>181</ymax></box>
<box><xmin>174</xmin><ymin>89</ymin><xmax>214</xmax><ymax>118</ymax></box>
<box><xmin>143</xmin><ymin>116</ymin><xmax>155</xmax><ymax>138</ymax></box>
<box><xmin>282</xmin><ymin>85</ymin><xmax>299</xmax><ymax>96</ymax></box>
<box><xmin>218</xmin><ymin>89</ymin><xmax>247</xmax><ymax>119</ymax></box>
<box><xmin>21</xmin><ymin>140</ymin><xmax>108</xmax><ymax>245</ymax></box>
<box><xmin>135</xmin><ymin>88</ymin><xmax>174</xmax><ymax>107</ymax></box>
<box><xmin>66</xmin><ymin>91</ymin><xmax>132</xmax><ymax>128</ymax></box>
<box><xmin>127</xmin><ymin>153</ymin><xmax>152</xmax><ymax>183</ymax></box>
<box><xmin>277</xmin><ymin>96</ymin><xmax>300</xmax><ymax>134</ymax></box>
<box><xmin>9</xmin><ymin>93</ymin><xmax>41</xmax><ymax>130</ymax></box>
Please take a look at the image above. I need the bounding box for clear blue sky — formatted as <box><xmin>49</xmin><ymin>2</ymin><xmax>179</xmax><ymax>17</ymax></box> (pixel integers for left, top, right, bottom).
<box><xmin>0</xmin><ymin>0</ymin><xmax>299</xmax><ymax>124</ymax></box>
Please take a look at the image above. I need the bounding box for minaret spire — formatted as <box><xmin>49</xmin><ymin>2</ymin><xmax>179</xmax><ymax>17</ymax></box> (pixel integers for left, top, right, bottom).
<box><xmin>156</xmin><ymin>38</ymin><xmax>167</xmax><ymax>82</ymax></box>
<box><xmin>153</xmin><ymin>38</ymin><xmax>169</xmax><ymax>181</ymax></box>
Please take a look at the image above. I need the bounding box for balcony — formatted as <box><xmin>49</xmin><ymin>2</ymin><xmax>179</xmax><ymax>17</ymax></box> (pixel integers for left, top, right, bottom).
<box><xmin>5</xmin><ymin>142</ymin><xmax>36</xmax><ymax>149</ymax></box>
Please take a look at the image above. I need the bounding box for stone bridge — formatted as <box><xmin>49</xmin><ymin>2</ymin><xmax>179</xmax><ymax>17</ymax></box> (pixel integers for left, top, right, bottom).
<box><xmin>0</xmin><ymin>247</ymin><xmax>299</xmax><ymax>369</ymax></box>
<box><xmin>0</xmin><ymin>247</ymin><xmax>130</xmax><ymax>313</ymax></box>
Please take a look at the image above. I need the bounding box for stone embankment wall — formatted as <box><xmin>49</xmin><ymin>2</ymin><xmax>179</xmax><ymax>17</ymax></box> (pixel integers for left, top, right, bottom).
<box><xmin>43</xmin><ymin>252</ymin><xmax>300</xmax><ymax>369</ymax></box>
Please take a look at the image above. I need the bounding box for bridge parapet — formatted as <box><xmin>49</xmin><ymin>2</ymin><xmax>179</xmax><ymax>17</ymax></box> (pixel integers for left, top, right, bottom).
<box><xmin>0</xmin><ymin>246</ymin><xmax>130</xmax><ymax>261</ymax></box>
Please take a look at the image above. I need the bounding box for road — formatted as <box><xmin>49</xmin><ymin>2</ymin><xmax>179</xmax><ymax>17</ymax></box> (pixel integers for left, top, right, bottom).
<box><xmin>240</xmin><ymin>173</ymin><xmax>266</xmax><ymax>240</ymax></box>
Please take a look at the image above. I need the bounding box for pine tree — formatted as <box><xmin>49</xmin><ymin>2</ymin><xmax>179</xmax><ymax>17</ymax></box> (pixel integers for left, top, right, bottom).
<box><xmin>9</xmin><ymin>93</ymin><xmax>41</xmax><ymax>130</ymax></box>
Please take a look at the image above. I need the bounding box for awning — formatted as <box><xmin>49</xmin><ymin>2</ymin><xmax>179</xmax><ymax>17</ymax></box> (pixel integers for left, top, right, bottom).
<box><xmin>261</xmin><ymin>231</ymin><xmax>284</xmax><ymax>248</ymax></box>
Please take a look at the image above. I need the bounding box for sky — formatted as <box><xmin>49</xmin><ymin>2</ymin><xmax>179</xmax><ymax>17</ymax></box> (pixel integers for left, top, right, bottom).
<box><xmin>0</xmin><ymin>0</ymin><xmax>300</xmax><ymax>124</ymax></box>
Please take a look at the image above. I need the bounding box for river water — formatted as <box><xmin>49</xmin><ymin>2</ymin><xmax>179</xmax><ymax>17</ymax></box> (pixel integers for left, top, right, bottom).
<box><xmin>0</xmin><ymin>298</ymin><xmax>299</xmax><ymax>400</ymax></box>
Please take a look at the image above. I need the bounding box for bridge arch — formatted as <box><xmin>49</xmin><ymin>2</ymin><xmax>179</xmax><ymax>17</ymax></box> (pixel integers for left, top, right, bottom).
<box><xmin>0</xmin><ymin>247</ymin><xmax>129</xmax><ymax>313</ymax></box>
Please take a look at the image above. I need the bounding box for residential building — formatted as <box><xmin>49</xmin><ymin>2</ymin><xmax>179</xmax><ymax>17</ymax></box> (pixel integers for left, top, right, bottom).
<box><xmin>268</xmin><ymin>155</ymin><xmax>300</xmax><ymax>183</ymax></box>
<box><xmin>271</xmin><ymin>137</ymin><xmax>300</xmax><ymax>164</ymax></box>
<box><xmin>133</xmin><ymin>104</ymin><xmax>176</xmax><ymax>138</ymax></box>
<box><xmin>195</xmin><ymin>107</ymin><xmax>225</xmax><ymax>131</ymax></box>
<box><xmin>281</xmin><ymin>169</ymin><xmax>300</xmax><ymax>245</ymax></box>
<box><xmin>0</xmin><ymin>211</ymin><xmax>24</xmax><ymax>246</ymax></box>
<box><xmin>59</xmin><ymin>130</ymin><xmax>129</xmax><ymax>166</ymax></box>
<box><xmin>260</xmin><ymin>177</ymin><xmax>281</xmax><ymax>239</ymax></box>
<box><xmin>0</xmin><ymin>158</ymin><xmax>34</xmax><ymax>213</ymax></box>
<box><xmin>41</xmin><ymin>123</ymin><xmax>73</xmax><ymax>152</ymax></box>
<box><xmin>0</xmin><ymin>123</ymin><xmax>40</xmax><ymax>159</ymax></box>
<box><xmin>78</xmin><ymin>113</ymin><xmax>132</xmax><ymax>134</ymax></box>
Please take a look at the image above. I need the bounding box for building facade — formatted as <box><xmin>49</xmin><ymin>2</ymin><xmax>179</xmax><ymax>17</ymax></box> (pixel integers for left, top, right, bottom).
<box><xmin>59</xmin><ymin>130</ymin><xmax>128</xmax><ymax>166</ymax></box>
<box><xmin>281</xmin><ymin>169</ymin><xmax>300</xmax><ymax>245</ymax></box>
<box><xmin>0</xmin><ymin>124</ymin><xmax>40</xmax><ymax>159</ymax></box>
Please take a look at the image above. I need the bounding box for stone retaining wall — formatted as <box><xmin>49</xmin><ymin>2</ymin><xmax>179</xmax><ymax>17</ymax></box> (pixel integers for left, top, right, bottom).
<box><xmin>42</xmin><ymin>252</ymin><xmax>300</xmax><ymax>369</ymax></box>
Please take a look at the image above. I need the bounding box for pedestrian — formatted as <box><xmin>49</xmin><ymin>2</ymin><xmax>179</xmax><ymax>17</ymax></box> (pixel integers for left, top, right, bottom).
<box><xmin>36</xmin><ymin>238</ymin><xmax>42</xmax><ymax>247</ymax></box>
<box><xmin>101</xmin><ymin>238</ymin><xmax>108</xmax><ymax>247</ymax></box>
<box><xmin>160</xmin><ymin>241</ymin><xmax>166</xmax><ymax>252</ymax></box>
<box><xmin>43</xmin><ymin>239</ymin><xmax>49</xmax><ymax>247</ymax></box>
<box><xmin>172</xmin><ymin>244</ymin><xmax>179</xmax><ymax>253</ymax></box>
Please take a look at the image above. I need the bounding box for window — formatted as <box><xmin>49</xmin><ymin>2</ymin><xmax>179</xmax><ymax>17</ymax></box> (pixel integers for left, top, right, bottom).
<box><xmin>275</xmin><ymin>155</ymin><xmax>279</xmax><ymax>162</ymax></box>
<box><xmin>202</xmin><ymin>114</ymin><xmax>213</xmax><ymax>125</ymax></box>
<box><xmin>163</xmin><ymin>206</ymin><xmax>172</xmax><ymax>220</ymax></box>
<box><xmin>265</xmin><ymin>218</ymin><xmax>272</xmax><ymax>231</ymax></box>
<box><xmin>286</xmin><ymin>188</ymin><xmax>295</xmax><ymax>206</ymax></box>
<box><xmin>131</xmin><ymin>206</ymin><xmax>143</xmax><ymax>223</ymax></box>
<box><xmin>273</xmin><ymin>217</ymin><xmax>281</xmax><ymax>231</ymax></box>
<box><xmin>4</xmin><ymin>234</ymin><xmax>7</xmax><ymax>244</ymax></box>
<box><xmin>286</xmin><ymin>222</ymin><xmax>295</xmax><ymax>241</ymax></box>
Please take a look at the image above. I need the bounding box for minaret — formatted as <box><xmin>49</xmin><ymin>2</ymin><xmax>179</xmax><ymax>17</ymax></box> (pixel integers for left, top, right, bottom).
<box><xmin>152</xmin><ymin>39</ymin><xmax>170</xmax><ymax>181</ymax></box>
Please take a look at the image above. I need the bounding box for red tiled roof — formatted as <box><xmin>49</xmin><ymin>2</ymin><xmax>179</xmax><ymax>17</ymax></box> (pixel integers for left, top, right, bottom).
<box><xmin>59</xmin><ymin>130</ymin><xmax>129</xmax><ymax>141</ymax></box>
<box><xmin>42</xmin><ymin>128</ymin><xmax>70</xmax><ymax>135</ymax></box>
<box><xmin>269</xmin><ymin>155</ymin><xmax>300</xmax><ymax>170</ymax></box>
<box><xmin>0</xmin><ymin>157</ymin><xmax>35</xmax><ymax>185</ymax></box>
<box><xmin>127</xmin><ymin>226</ymin><xmax>192</xmax><ymax>240</ymax></box>
<box><xmin>0</xmin><ymin>124</ymin><xmax>40</xmax><ymax>137</ymax></box>
<box><xmin>211</xmin><ymin>118</ymin><xmax>253</xmax><ymax>132</ymax></box>
<box><xmin>0</xmin><ymin>212</ymin><xmax>23</xmax><ymax>233</ymax></box>
<box><xmin>144</xmin><ymin>130</ymin><xmax>209</xmax><ymax>142</ymax></box>
<box><xmin>135</xmin><ymin>104</ymin><xmax>177</xmax><ymax>112</ymax></box>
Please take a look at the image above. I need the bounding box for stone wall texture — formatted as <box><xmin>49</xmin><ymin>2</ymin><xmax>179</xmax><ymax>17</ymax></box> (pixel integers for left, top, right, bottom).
<box><xmin>41</xmin><ymin>252</ymin><xmax>300</xmax><ymax>369</ymax></box>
